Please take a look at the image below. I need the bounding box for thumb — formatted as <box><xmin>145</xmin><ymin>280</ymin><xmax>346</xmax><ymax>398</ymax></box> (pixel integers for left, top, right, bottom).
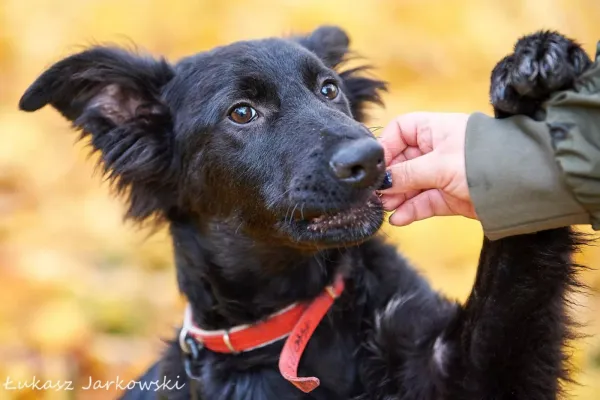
<box><xmin>384</xmin><ymin>152</ymin><xmax>442</xmax><ymax>194</ymax></box>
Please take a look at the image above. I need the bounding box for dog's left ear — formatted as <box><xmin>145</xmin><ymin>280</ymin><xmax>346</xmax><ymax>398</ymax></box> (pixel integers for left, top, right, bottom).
<box><xmin>296</xmin><ymin>25</ymin><xmax>350</xmax><ymax>68</ymax></box>
<box><xmin>297</xmin><ymin>25</ymin><xmax>387</xmax><ymax>122</ymax></box>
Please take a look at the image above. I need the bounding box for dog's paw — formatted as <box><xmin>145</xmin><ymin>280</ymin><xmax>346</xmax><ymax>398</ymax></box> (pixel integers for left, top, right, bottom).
<box><xmin>490</xmin><ymin>31</ymin><xmax>592</xmax><ymax>118</ymax></box>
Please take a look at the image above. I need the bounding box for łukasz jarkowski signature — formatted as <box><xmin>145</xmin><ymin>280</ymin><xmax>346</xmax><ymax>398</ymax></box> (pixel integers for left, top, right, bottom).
<box><xmin>2</xmin><ymin>375</ymin><xmax>186</xmax><ymax>392</ymax></box>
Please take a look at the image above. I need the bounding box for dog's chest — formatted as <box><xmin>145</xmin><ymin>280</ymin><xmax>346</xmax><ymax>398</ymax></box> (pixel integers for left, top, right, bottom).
<box><xmin>296</xmin><ymin>317</ymin><xmax>360</xmax><ymax>397</ymax></box>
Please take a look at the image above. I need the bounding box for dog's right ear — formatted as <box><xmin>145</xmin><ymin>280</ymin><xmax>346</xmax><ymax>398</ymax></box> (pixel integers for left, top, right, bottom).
<box><xmin>19</xmin><ymin>47</ymin><xmax>178</xmax><ymax>222</ymax></box>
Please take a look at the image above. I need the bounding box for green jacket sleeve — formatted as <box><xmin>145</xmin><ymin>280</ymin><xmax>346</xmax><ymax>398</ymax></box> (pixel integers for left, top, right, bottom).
<box><xmin>466</xmin><ymin>43</ymin><xmax>600</xmax><ymax>240</ymax></box>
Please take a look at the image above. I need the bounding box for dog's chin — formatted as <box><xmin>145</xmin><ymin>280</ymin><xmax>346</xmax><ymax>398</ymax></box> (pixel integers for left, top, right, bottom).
<box><xmin>280</xmin><ymin>193</ymin><xmax>385</xmax><ymax>248</ymax></box>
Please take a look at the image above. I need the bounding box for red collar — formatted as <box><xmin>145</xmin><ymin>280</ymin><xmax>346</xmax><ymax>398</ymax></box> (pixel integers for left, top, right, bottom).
<box><xmin>179</xmin><ymin>274</ymin><xmax>345</xmax><ymax>393</ymax></box>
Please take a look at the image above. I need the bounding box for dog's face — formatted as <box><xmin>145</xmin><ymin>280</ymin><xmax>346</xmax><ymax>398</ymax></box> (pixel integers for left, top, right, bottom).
<box><xmin>19</xmin><ymin>26</ymin><xmax>387</xmax><ymax>249</ymax></box>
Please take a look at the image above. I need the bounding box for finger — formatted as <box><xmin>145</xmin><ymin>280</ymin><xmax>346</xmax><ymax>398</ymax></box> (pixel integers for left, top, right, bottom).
<box><xmin>380</xmin><ymin>193</ymin><xmax>406</xmax><ymax>211</ymax></box>
<box><xmin>380</xmin><ymin>190</ymin><xmax>421</xmax><ymax>212</ymax></box>
<box><xmin>382</xmin><ymin>152</ymin><xmax>441</xmax><ymax>194</ymax></box>
<box><xmin>403</xmin><ymin>146</ymin><xmax>423</xmax><ymax>161</ymax></box>
<box><xmin>403</xmin><ymin>189</ymin><xmax>420</xmax><ymax>202</ymax></box>
<box><xmin>387</xmin><ymin>145</ymin><xmax>424</xmax><ymax>168</ymax></box>
<box><xmin>379</xmin><ymin>112</ymin><xmax>432</xmax><ymax>165</ymax></box>
<box><xmin>379</xmin><ymin>119</ymin><xmax>409</xmax><ymax>166</ymax></box>
<box><xmin>388</xmin><ymin>190</ymin><xmax>453</xmax><ymax>226</ymax></box>
<box><xmin>388</xmin><ymin>150</ymin><xmax>407</xmax><ymax>166</ymax></box>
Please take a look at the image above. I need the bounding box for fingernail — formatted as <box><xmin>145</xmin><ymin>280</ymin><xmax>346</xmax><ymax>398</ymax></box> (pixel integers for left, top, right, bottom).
<box><xmin>378</xmin><ymin>171</ymin><xmax>392</xmax><ymax>190</ymax></box>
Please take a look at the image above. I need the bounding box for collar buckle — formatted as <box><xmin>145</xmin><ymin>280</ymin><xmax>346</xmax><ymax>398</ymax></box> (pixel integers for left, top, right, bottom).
<box><xmin>180</xmin><ymin>306</ymin><xmax>204</xmax><ymax>381</ymax></box>
<box><xmin>179</xmin><ymin>305</ymin><xmax>201</xmax><ymax>354</ymax></box>
<box><xmin>182</xmin><ymin>335</ymin><xmax>203</xmax><ymax>381</ymax></box>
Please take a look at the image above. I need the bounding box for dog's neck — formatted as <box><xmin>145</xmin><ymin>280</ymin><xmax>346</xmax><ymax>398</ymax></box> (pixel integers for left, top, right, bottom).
<box><xmin>169</xmin><ymin>216</ymin><xmax>350</xmax><ymax>330</ymax></box>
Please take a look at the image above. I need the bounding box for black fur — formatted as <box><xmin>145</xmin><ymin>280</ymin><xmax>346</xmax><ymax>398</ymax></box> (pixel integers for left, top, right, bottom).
<box><xmin>19</xmin><ymin>27</ymin><xmax>592</xmax><ymax>399</ymax></box>
<box><xmin>491</xmin><ymin>30</ymin><xmax>592</xmax><ymax>119</ymax></box>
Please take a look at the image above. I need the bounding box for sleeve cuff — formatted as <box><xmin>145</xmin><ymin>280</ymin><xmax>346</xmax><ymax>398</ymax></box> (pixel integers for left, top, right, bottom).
<box><xmin>545</xmin><ymin>61</ymin><xmax>600</xmax><ymax>230</ymax></box>
<box><xmin>466</xmin><ymin>112</ymin><xmax>589</xmax><ymax>240</ymax></box>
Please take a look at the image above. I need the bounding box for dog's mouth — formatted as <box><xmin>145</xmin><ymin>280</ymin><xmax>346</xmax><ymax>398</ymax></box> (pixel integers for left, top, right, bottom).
<box><xmin>282</xmin><ymin>193</ymin><xmax>384</xmax><ymax>246</ymax></box>
<box><xmin>305</xmin><ymin>196</ymin><xmax>380</xmax><ymax>233</ymax></box>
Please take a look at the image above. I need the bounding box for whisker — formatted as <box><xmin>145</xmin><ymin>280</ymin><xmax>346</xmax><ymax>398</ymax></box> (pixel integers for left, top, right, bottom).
<box><xmin>283</xmin><ymin>203</ymin><xmax>292</xmax><ymax>225</ymax></box>
<box><xmin>289</xmin><ymin>203</ymin><xmax>299</xmax><ymax>224</ymax></box>
<box><xmin>314</xmin><ymin>253</ymin><xmax>325</xmax><ymax>275</ymax></box>
<box><xmin>267</xmin><ymin>186</ymin><xmax>294</xmax><ymax>208</ymax></box>
<box><xmin>235</xmin><ymin>221</ymin><xmax>244</xmax><ymax>235</ymax></box>
<box><xmin>368</xmin><ymin>126</ymin><xmax>384</xmax><ymax>137</ymax></box>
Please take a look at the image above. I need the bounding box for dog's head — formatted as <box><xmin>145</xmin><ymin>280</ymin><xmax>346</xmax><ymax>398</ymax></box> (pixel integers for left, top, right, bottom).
<box><xmin>19</xmin><ymin>26</ymin><xmax>387</xmax><ymax>249</ymax></box>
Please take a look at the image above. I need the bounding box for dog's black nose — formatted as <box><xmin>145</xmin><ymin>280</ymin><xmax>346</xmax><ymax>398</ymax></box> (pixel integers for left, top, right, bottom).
<box><xmin>329</xmin><ymin>138</ymin><xmax>385</xmax><ymax>188</ymax></box>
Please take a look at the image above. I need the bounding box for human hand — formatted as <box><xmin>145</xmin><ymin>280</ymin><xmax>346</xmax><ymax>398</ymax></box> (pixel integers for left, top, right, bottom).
<box><xmin>378</xmin><ymin>112</ymin><xmax>477</xmax><ymax>226</ymax></box>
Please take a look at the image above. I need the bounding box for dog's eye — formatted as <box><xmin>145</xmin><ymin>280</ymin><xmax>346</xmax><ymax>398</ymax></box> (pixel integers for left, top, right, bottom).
<box><xmin>229</xmin><ymin>105</ymin><xmax>257</xmax><ymax>124</ymax></box>
<box><xmin>320</xmin><ymin>82</ymin><xmax>339</xmax><ymax>100</ymax></box>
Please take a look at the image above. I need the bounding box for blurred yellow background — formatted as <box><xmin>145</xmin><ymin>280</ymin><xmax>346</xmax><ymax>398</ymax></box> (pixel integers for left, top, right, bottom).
<box><xmin>1</xmin><ymin>0</ymin><xmax>599</xmax><ymax>398</ymax></box>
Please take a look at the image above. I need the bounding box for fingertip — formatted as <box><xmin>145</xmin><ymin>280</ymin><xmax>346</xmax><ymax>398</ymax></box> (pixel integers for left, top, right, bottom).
<box><xmin>379</xmin><ymin>118</ymin><xmax>401</xmax><ymax>142</ymax></box>
<box><xmin>388</xmin><ymin>213</ymin><xmax>410</xmax><ymax>227</ymax></box>
<box><xmin>388</xmin><ymin>203</ymin><xmax>415</xmax><ymax>226</ymax></box>
<box><xmin>379</xmin><ymin>120</ymin><xmax>407</xmax><ymax>165</ymax></box>
<box><xmin>378</xmin><ymin>170</ymin><xmax>393</xmax><ymax>190</ymax></box>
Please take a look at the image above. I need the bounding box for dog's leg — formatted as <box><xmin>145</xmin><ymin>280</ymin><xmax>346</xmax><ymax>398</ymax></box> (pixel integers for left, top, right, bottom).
<box><xmin>445</xmin><ymin>230</ymin><xmax>584</xmax><ymax>399</ymax></box>
<box><xmin>362</xmin><ymin>31</ymin><xmax>591</xmax><ymax>400</ymax></box>
<box><xmin>446</xmin><ymin>31</ymin><xmax>591</xmax><ymax>399</ymax></box>
<box><xmin>364</xmin><ymin>232</ymin><xmax>583</xmax><ymax>400</ymax></box>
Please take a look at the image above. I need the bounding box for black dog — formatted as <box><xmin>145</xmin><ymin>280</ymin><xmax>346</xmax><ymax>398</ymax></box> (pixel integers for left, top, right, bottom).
<box><xmin>19</xmin><ymin>26</ymin><xmax>592</xmax><ymax>399</ymax></box>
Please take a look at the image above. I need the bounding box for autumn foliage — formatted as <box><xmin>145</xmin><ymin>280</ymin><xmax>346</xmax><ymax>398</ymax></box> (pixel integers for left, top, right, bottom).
<box><xmin>0</xmin><ymin>0</ymin><xmax>599</xmax><ymax>399</ymax></box>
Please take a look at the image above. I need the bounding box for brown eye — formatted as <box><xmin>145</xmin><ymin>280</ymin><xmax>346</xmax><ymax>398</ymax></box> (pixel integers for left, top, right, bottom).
<box><xmin>320</xmin><ymin>82</ymin><xmax>339</xmax><ymax>100</ymax></box>
<box><xmin>229</xmin><ymin>105</ymin><xmax>257</xmax><ymax>124</ymax></box>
